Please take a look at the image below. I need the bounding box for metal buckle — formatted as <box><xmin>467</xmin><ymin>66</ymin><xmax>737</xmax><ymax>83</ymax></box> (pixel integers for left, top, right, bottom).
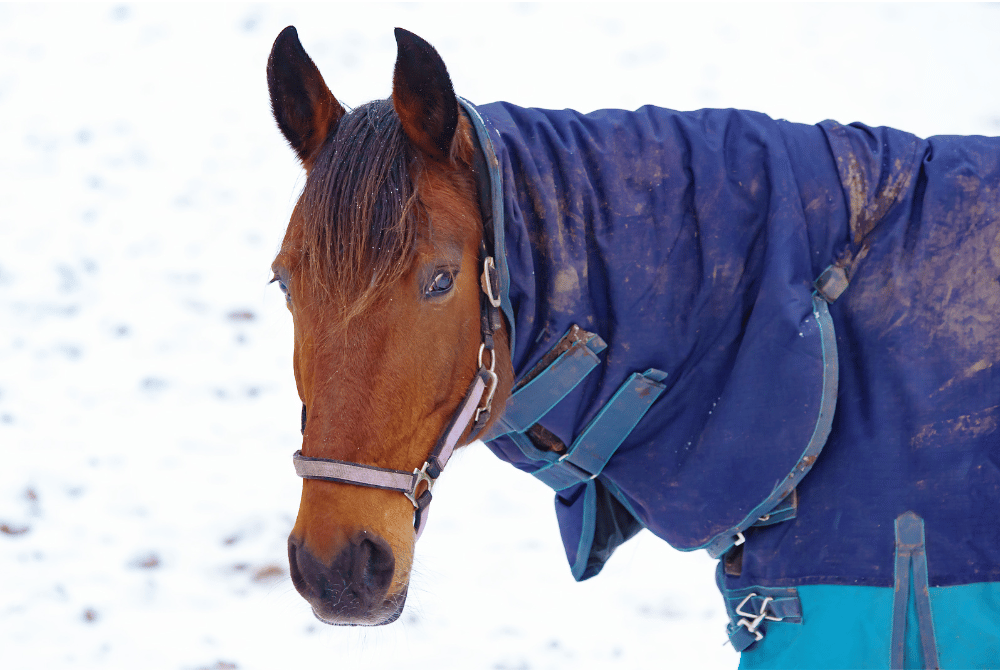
<box><xmin>474</xmin><ymin>344</ymin><xmax>499</xmax><ymax>425</ymax></box>
<box><xmin>481</xmin><ymin>256</ymin><xmax>502</xmax><ymax>308</ymax></box>
<box><xmin>474</xmin><ymin>371</ymin><xmax>498</xmax><ymax>425</ymax></box>
<box><xmin>404</xmin><ymin>462</ymin><xmax>436</xmax><ymax>508</ymax></box>
<box><xmin>735</xmin><ymin>593</ymin><xmax>782</xmax><ymax>642</ymax></box>
<box><xmin>737</xmin><ymin>618</ymin><xmax>764</xmax><ymax>642</ymax></box>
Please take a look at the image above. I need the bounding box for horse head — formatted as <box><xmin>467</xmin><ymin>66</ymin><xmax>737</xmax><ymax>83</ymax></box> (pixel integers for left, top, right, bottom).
<box><xmin>267</xmin><ymin>26</ymin><xmax>512</xmax><ymax>626</ymax></box>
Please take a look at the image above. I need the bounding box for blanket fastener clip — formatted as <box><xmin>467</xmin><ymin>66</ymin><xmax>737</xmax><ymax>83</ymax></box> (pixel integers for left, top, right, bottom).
<box><xmin>736</xmin><ymin>594</ymin><xmax>783</xmax><ymax>642</ymax></box>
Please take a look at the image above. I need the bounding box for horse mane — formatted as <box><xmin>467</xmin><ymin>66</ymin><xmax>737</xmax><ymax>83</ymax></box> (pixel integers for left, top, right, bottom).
<box><xmin>296</xmin><ymin>99</ymin><xmax>421</xmax><ymax>323</ymax></box>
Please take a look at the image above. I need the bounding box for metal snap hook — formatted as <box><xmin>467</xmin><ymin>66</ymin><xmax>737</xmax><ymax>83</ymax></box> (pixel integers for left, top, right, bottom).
<box><xmin>481</xmin><ymin>256</ymin><xmax>501</xmax><ymax>308</ymax></box>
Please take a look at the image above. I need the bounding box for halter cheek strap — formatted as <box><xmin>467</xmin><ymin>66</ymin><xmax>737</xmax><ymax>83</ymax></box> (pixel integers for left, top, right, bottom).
<box><xmin>292</xmin><ymin>249</ymin><xmax>502</xmax><ymax>539</ymax></box>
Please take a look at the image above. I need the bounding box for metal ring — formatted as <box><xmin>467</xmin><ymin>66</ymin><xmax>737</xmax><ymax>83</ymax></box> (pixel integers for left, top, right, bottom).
<box><xmin>478</xmin><ymin>343</ymin><xmax>496</xmax><ymax>372</ymax></box>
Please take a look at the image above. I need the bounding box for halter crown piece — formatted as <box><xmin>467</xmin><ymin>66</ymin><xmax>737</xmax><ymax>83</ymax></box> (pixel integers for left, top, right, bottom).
<box><xmin>292</xmin><ymin>245</ymin><xmax>502</xmax><ymax>539</ymax></box>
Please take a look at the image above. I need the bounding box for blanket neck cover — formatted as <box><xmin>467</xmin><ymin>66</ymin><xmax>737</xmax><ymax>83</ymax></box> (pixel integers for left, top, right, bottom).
<box><xmin>458</xmin><ymin>98</ymin><xmax>1000</xmax><ymax>661</ymax></box>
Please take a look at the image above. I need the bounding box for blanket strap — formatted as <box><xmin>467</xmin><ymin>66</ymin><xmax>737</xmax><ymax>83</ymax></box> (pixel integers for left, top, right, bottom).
<box><xmin>717</xmin><ymin>266</ymin><xmax>849</xmax><ymax>653</ymax></box>
<box><xmin>722</xmin><ymin>586</ymin><xmax>803</xmax><ymax>652</ymax></box>
<box><xmin>481</xmin><ymin>325</ymin><xmax>607</xmax><ymax>445</ymax></box>
<box><xmin>891</xmin><ymin>512</ymin><xmax>940</xmax><ymax>669</ymax></box>
<box><xmin>814</xmin><ymin>263</ymin><xmax>850</xmax><ymax>303</ymax></box>
<box><xmin>482</xmin><ymin>323</ymin><xmax>667</xmax><ymax>490</ymax></box>
<box><xmin>531</xmin><ymin>368</ymin><xmax>667</xmax><ymax>490</ymax></box>
<box><xmin>703</xmin><ymin>298</ymin><xmax>837</xmax><ymax>558</ymax></box>
<box><xmin>707</xmin><ymin>265</ymin><xmax>846</xmax><ymax>560</ymax></box>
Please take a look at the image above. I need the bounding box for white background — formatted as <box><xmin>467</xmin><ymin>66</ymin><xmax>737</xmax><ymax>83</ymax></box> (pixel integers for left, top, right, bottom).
<box><xmin>2</xmin><ymin>4</ymin><xmax>999</xmax><ymax>669</ymax></box>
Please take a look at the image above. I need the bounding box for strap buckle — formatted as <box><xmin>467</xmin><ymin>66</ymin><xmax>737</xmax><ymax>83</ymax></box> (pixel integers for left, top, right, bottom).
<box><xmin>404</xmin><ymin>461</ymin><xmax>436</xmax><ymax>509</ymax></box>
<box><xmin>735</xmin><ymin>593</ymin><xmax>781</xmax><ymax>642</ymax></box>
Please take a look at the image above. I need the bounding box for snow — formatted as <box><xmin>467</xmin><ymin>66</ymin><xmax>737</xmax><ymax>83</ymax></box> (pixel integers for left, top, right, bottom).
<box><xmin>2</xmin><ymin>3</ymin><xmax>998</xmax><ymax>669</ymax></box>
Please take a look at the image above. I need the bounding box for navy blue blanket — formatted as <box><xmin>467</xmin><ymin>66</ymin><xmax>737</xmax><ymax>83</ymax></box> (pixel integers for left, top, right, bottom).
<box><xmin>462</xmin><ymin>98</ymin><xmax>1000</xmax><ymax>594</ymax></box>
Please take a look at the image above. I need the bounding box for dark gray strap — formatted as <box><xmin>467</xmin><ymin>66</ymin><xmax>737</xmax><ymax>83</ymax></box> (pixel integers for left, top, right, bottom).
<box><xmin>458</xmin><ymin>97</ymin><xmax>515</xmax><ymax>357</ymax></box>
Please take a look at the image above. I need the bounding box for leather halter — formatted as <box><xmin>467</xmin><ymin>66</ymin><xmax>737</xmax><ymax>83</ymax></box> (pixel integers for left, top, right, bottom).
<box><xmin>292</xmin><ymin>250</ymin><xmax>501</xmax><ymax>538</ymax></box>
<box><xmin>292</xmin><ymin>114</ymin><xmax>504</xmax><ymax>538</ymax></box>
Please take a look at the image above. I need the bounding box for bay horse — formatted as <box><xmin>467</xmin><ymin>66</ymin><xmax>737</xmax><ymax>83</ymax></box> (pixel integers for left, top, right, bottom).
<box><xmin>266</xmin><ymin>26</ymin><xmax>1000</xmax><ymax>667</ymax></box>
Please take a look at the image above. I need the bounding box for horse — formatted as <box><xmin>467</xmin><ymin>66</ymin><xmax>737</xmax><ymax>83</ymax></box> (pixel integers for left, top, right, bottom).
<box><xmin>266</xmin><ymin>26</ymin><xmax>1000</xmax><ymax>668</ymax></box>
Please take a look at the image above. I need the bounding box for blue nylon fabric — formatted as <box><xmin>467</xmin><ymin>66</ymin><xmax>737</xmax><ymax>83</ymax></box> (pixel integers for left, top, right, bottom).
<box><xmin>725</xmin><ymin>127</ymin><xmax>1000</xmax><ymax>592</ymax></box>
<box><xmin>474</xmin><ymin>102</ymin><xmax>848</xmax><ymax>559</ymax></box>
<box><xmin>739</xmin><ymin>584</ymin><xmax>1000</xmax><ymax>669</ymax></box>
<box><xmin>465</xmin><ymin>99</ymin><xmax>1000</xmax><ymax>614</ymax></box>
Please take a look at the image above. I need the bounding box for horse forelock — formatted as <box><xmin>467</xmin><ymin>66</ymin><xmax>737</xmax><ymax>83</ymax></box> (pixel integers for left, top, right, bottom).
<box><xmin>293</xmin><ymin>99</ymin><xmax>421</xmax><ymax>324</ymax></box>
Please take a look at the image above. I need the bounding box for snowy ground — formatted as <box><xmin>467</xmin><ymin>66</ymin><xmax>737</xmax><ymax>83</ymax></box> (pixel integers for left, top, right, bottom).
<box><xmin>2</xmin><ymin>4</ymin><xmax>999</xmax><ymax>669</ymax></box>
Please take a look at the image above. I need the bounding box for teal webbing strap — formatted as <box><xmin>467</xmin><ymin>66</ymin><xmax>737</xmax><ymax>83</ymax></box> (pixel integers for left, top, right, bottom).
<box><xmin>532</xmin><ymin>369</ymin><xmax>667</xmax><ymax>491</ymax></box>
<box><xmin>718</xmin><ymin>569</ymin><xmax>803</xmax><ymax>653</ymax></box>
<box><xmin>751</xmin><ymin>489</ymin><xmax>797</xmax><ymax>528</ymax></box>
<box><xmin>892</xmin><ymin>512</ymin><xmax>940</xmax><ymax>669</ymax></box>
<box><xmin>483</xmin><ymin>329</ymin><xmax>606</xmax><ymax>442</ymax></box>
<box><xmin>704</xmin><ymin>293</ymin><xmax>839</xmax><ymax>558</ymax></box>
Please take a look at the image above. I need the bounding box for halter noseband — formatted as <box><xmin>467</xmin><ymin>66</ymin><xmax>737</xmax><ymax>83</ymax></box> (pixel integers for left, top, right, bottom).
<box><xmin>292</xmin><ymin>247</ymin><xmax>503</xmax><ymax>538</ymax></box>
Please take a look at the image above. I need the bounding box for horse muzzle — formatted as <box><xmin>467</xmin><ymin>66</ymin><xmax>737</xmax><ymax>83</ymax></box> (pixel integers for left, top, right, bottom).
<box><xmin>287</xmin><ymin>531</ymin><xmax>406</xmax><ymax>626</ymax></box>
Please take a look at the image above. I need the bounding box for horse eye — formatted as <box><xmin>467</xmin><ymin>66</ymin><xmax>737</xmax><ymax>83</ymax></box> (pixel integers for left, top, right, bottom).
<box><xmin>426</xmin><ymin>270</ymin><xmax>455</xmax><ymax>296</ymax></box>
<box><xmin>270</xmin><ymin>275</ymin><xmax>291</xmax><ymax>303</ymax></box>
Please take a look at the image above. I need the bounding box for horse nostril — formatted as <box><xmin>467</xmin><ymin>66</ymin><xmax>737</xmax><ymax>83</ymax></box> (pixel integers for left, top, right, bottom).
<box><xmin>287</xmin><ymin>535</ymin><xmax>307</xmax><ymax>595</ymax></box>
<box><xmin>287</xmin><ymin>531</ymin><xmax>397</xmax><ymax>623</ymax></box>
<box><xmin>355</xmin><ymin>534</ymin><xmax>394</xmax><ymax>596</ymax></box>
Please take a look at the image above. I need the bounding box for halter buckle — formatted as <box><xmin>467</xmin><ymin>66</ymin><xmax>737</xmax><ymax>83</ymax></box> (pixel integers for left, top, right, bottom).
<box><xmin>404</xmin><ymin>462</ymin><xmax>436</xmax><ymax>509</ymax></box>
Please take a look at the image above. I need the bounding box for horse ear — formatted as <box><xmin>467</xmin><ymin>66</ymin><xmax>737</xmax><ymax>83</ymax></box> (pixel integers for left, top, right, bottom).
<box><xmin>392</xmin><ymin>28</ymin><xmax>459</xmax><ymax>163</ymax></box>
<box><xmin>267</xmin><ymin>26</ymin><xmax>345</xmax><ymax>170</ymax></box>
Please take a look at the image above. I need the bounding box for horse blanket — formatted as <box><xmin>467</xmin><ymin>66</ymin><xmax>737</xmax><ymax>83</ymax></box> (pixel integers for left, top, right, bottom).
<box><xmin>459</xmin><ymin>98</ymin><xmax>1000</xmax><ymax>668</ymax></box>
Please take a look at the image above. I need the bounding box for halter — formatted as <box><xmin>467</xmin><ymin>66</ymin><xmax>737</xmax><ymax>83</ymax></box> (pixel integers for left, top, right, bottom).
<box><xmin>293</xmin><ymin>243</ymin><xmax>503</xmax><ymax>538</ymax></box>
<box><xmin>291</xmin><ymin>103</ymin><xmax>505</xmax><ymax>538</ymax></box>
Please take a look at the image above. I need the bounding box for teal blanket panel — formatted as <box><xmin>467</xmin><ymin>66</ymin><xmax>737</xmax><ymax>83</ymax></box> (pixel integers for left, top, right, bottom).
<box><xmin>739</xmin><ymin>584</ymin><xmax>1000</xmax><ymax>669</ymax></box>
